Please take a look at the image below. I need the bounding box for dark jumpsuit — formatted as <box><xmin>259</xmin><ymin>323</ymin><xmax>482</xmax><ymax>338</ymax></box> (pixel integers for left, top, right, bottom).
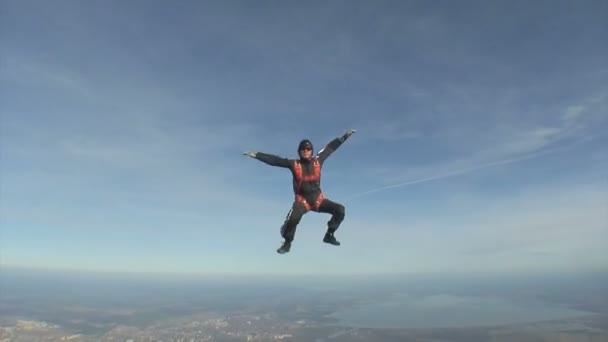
<box><xmin>253</xmin><ymin>137</ymin><xmax>346</xmax><ymax>242</ymax></box>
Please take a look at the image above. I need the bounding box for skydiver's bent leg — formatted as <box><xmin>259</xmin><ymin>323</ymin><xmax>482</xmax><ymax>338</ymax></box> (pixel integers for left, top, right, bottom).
<box><xmin>278</xmin><ymin>201</ymin><xmax>308</xmax><ymax>254</ymax></box>
<box><xmin>317</xmin><ymin>198</ymin><xmax>345</xmax><ymax>246</ymax></box>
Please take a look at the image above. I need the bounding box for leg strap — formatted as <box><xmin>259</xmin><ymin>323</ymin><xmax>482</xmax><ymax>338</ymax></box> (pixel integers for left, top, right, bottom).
<box><xmin>295</xmin><ymin>193</ymin><xmax>325</xmax><ymax>211</ymax></box>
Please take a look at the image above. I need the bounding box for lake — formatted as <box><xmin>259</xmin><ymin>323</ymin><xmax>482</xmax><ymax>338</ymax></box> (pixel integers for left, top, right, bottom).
<box><xmin>327</xmin><ymin>293</ymin><xmax>596</xmax><ymax>329</ymax></box>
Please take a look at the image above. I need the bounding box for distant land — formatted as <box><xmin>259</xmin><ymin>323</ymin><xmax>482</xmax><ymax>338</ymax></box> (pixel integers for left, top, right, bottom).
<box><xmin>1</xmin><ymin>268</ymin><xmax>607</xmax><ymax>341</ymax></box>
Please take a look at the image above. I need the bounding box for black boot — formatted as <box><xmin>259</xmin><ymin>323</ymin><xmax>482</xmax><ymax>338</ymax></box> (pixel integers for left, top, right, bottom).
<box><xmin>277</xmin><ymin>240</ymin><xmax>291</xmax><ymax>254</ymax></box>
<box><xmin>323</xmin><ymin>232</ymin><xmax>340</xmax><ymax>246</ymax></box>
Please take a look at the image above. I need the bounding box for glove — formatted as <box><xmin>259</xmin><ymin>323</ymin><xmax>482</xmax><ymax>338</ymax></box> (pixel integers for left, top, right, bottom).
<box><xmin>243</xmin><ymin>150</ymin><xmax>257</xmax><ymax>158</ymax></box>
<box><xmin>340</xmin><ymin>128</ymin><xmax>356</xmax><ymax>141</ymax></box>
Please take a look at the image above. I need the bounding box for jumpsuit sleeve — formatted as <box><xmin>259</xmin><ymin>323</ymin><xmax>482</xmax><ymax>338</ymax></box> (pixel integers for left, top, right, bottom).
<box><xmin>254</xmin><ymin>152</ymin><xmax>292</xmax><ymax>168</ymax></box>
<box><xmin>316</xmin><ymin>137</ymin><xmax>344</xmax><ymax>164</ymax></box>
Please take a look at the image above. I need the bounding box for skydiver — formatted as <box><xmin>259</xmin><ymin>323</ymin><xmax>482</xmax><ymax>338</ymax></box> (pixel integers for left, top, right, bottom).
<box><xmin>243</xmin><ymin>129</ymin><xmax>356</xmax><ymax>254</ymax></box>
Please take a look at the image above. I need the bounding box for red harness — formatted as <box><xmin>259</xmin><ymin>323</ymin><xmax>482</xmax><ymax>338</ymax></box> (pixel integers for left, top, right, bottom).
<box><xmin>292</xmin><ymin>158</ymin><xmax>324</xmax><ymax>210</ymax></box>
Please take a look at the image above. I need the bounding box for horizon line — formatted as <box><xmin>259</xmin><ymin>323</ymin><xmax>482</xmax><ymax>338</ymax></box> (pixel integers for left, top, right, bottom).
<box><xmin>2</xmin><ymin>264</ymin><xmax>606</xmax><ymax>279</ymax></box>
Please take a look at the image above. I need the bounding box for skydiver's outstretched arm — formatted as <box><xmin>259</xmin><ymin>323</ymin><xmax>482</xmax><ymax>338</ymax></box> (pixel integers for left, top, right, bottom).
<box><xmin>317</xmin><ymin>129</ymin><xmax>356</xmax><ymax>164</ymax></box>
<box><xmin>244</xmin><ymin>151</ymin><xmax>291</xmax><ymax>168</ymax></box>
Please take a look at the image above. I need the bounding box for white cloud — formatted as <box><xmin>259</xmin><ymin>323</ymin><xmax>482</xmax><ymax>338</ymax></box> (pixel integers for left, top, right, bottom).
<box><xmin>349</xmin><ymin>89</ymin><xmax>607</xmax><ymax>196</ymax></box>
<box><xmin>0</xmin><ymin>55</ymin><xmax>287</xmax><ymax>234</ymax></box>
<box><xmin>1</xmin><ymin>56</ymin><xmax>98</xmax><ymax>101</ymax></box>
<box><xmin>337</xmin><ymin>183</ymin><xmax>608</xmax><ymax>274</ymax></box>
<box><xmin>563</xmin><ymin>105</ymin><xmax>586</xmax><ymax>122</ymax></box>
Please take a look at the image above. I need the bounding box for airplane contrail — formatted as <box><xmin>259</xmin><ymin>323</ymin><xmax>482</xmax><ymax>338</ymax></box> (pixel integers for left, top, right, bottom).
<box><xmin>346</xmin><ymin>138</ymin><xmax>591</xmax><ymax>199</ymax></box>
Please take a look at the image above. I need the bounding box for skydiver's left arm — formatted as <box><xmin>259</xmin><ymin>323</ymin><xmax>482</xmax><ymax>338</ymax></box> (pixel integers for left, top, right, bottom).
<box><xmin>317</xmin><ymin>129</ymin><xmax>356</xmax><ymax>164</ymax></box>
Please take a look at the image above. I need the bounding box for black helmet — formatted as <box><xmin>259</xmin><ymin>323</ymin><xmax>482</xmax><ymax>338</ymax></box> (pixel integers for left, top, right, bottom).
<box><xmin>298</xmin><ymin>139</ymin><xmax>313</xmax><ymax>151</ymax></box>
<box><xmin>298</xmin><ymin>139</ymin><xmax>314</xmax><ymax>159</ymax></box>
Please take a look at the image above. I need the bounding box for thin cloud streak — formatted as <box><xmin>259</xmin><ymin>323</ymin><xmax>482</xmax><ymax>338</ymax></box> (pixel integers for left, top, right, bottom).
<box><xmin>349</xmin><ymin>89</ymin><xmax>606</xmax><ymax>191</ymax></box>
<box><xmin>347</xmin><ymin>137</ymin><xmax>593</xmax><ymax>199</ymax></box>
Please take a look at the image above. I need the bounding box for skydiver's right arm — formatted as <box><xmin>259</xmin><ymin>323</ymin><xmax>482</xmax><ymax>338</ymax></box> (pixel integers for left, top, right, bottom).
<box><xmin>255</xmin><ymin>152</ymin><xmax>291</xmax><ymax>168</ymax></box>
<box><xmin>244</xmin><ymin>151</ymin><xmax>291</xmax><ymax>168</ymax></box>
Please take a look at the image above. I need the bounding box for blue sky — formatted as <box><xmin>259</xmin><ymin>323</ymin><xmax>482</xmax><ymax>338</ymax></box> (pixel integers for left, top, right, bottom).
<box><xmin>1</xmin><ymin>0</ymin><xmax>607</xmax><ymax>276</ymax></box>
